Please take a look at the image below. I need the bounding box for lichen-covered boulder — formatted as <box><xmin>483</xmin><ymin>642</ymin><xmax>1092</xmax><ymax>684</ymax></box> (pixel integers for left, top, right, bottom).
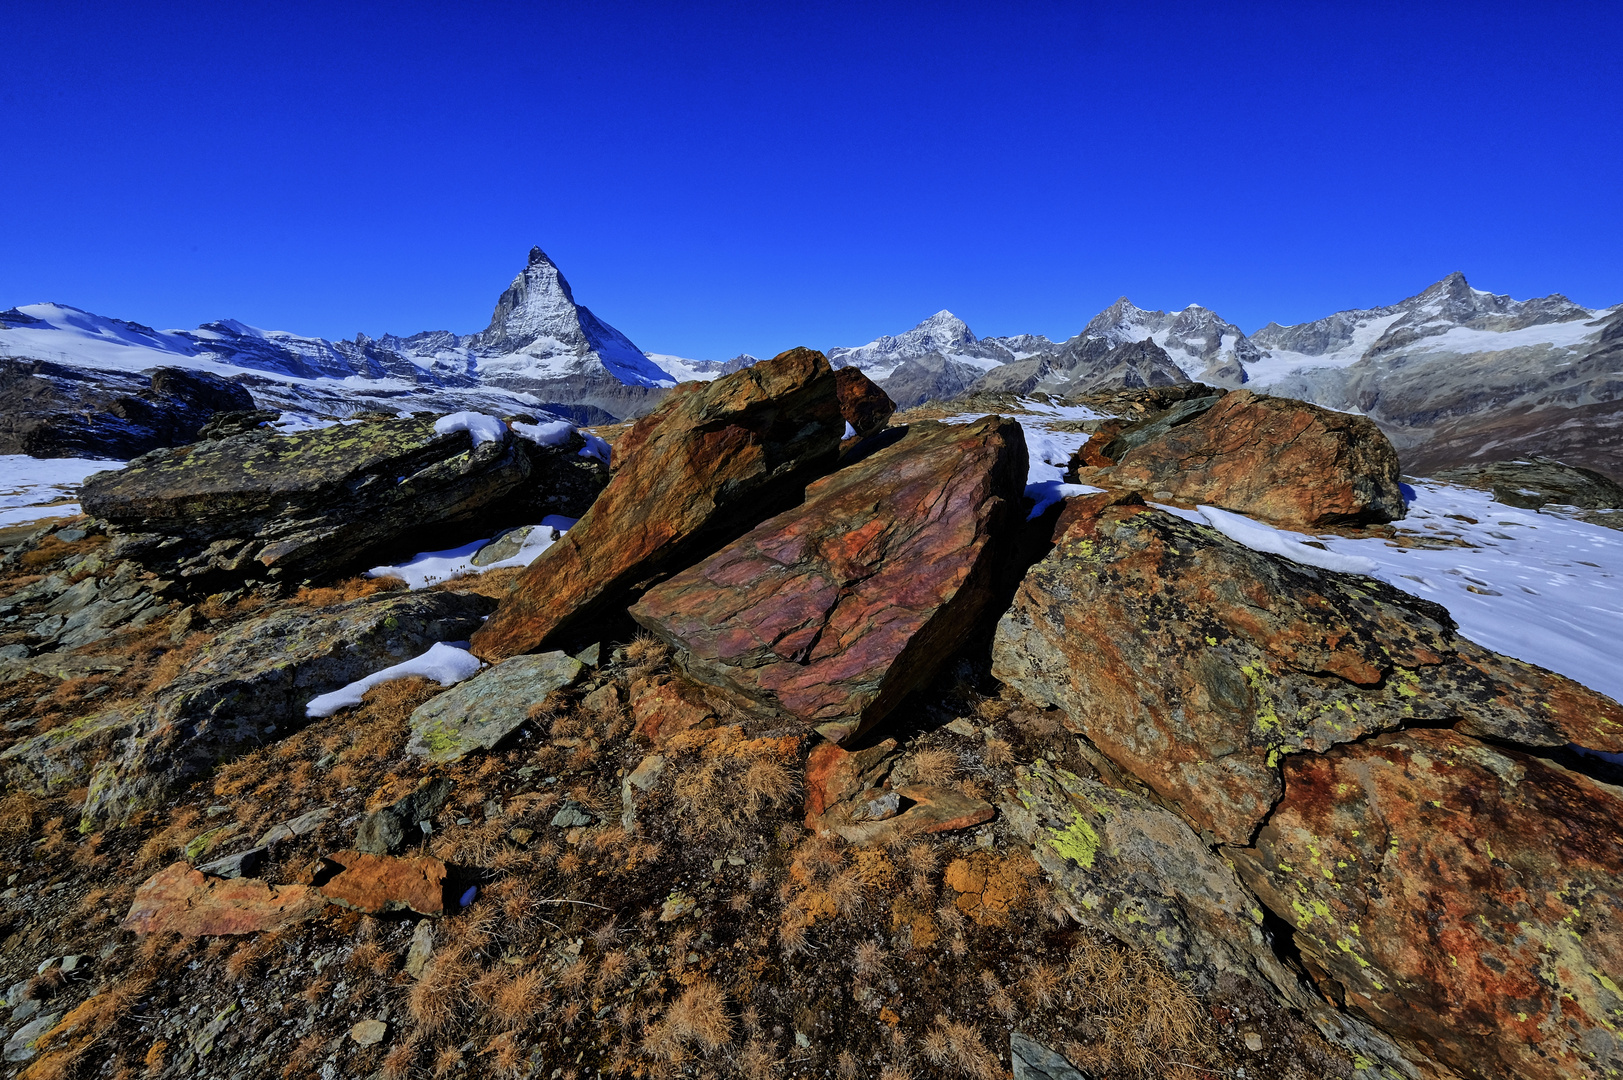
<box><xmin>1</xmin><ymin>589</ymin><xmax>493</xmax><ymax>824</ymax></box>
<box><xmin>1230</xmin><ymin>730</ymin><xmax>1623</xmax><ymax>1080</ymax></box>
<box><xmin>991</xmin><ymin>490</ymin><xmax>1623</xmax><ymax>845</ymax></box>
<box><xmin>1073</xmin><ymin>389</ymin><xmax>1406</xmax><ymax>528</ymax></box>
<box><xmin>80</xmin><ymin>413</ymin><xmax>605</xmax><ymax>587</ymax></box>
<box><xmin>471</xmin><ymin>348</ymin><xmax>846</xmax><ymax>660</ymax></box>
<box><xmin>632</xmin><ymin>416</ymin><xmax>1027</xmax><ymax>743</ymax></box>
<box><xmin>406</xmin><ymin>651</ymin><xmax>583</xmax><ymax>761</ymax></box>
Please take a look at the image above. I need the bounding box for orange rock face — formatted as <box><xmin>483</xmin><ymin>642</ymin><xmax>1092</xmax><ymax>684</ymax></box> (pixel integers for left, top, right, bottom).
<box><xmin>631</xmin><ymin>416</ymin><xmax>1027</xmax><ymax>742</ymax></box>
<box><xmin>317</xmin><ymin>851</ymin><xmax>448</xmax><ymax>916</ymax></box>
<box><xmin>833</xmin><ymin>366</ymin><xmax>895</xmax><ymax>438</ymax></box>
<box><xmin>1075</xmin><ymin>389</ymin><xmax>1406</xmax><ymax>528</ymax></box>
<box><xmin>120</xmin><ymin>862</ymin><xmax>328</xmax><ymax>936</ymax></box>
<box><xmin>627</xmin><ymin>674</ymin><xmax>715</xmax><ymax>744</ymax></box>
<box><xmin>993</xmin><ymin>490</ymin><xmax>1623</xmax><ymax>845</ymax></box>
<box><xmin>1231</xmin><ymin>730</ymin><xmax>1623</xmax><ymax>1080</ymax></box>
<box><xmin>470</xmin><ymin>348</ymin><xmax>845</xmax><ymax>660</ymax></box>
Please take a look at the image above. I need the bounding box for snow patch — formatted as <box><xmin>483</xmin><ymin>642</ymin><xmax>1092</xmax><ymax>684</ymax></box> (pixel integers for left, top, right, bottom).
<box><xmin>434</xmin><ymin>411</ymin><xmax>507</xmax><ymax>447</ymax></box>
<box><xmin>304</xmin><ymin>642</ymin><xmax>482</xmax><ymax>719</ymax></box>
<box><xmin>1195</xmin><ymin>505</ymin><xmax>1382</xmax><ymax>575</ymax></box>
<box><xmin>367</xmin><ymin>515</ymin><xmax>579</xmax><ymax>589</ymax></box>
<box><xmin>0</xmin><ymin>455</ymin><xmax>126</xmax><ymax>528</ymax></box>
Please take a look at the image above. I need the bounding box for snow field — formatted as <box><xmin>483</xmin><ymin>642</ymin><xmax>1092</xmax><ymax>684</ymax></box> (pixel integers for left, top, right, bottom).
<box><xmin>0</xmin><ymin>455</ymin><xmax>126</xmax><ymax>528</ymax></box>
<box><xmin>304</xmin><ymin>641</ymin><xmax>483</xmax><ymax>718</ymax></box>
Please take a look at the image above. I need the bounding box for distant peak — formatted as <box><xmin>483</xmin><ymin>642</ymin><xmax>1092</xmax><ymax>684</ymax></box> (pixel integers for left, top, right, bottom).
<box><xmin>528</xmin><ymin>246</ymin><xmax>553</xmax><ymax>267</ymax></box>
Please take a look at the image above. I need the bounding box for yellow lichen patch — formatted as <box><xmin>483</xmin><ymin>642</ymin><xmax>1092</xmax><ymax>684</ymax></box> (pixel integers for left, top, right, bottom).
<box><xmin>852</xmin><ymin>848</ymin><xmax>896</xmax><ymax>891</ymax></box>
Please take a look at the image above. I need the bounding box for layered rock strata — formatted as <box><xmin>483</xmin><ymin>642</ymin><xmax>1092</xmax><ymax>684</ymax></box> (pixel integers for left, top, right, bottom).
<box><xmin>472</xmin><ymin>348</ymin><xmax>846</xmax><ymax>660</ymax></box>
<box><xmin>632</xmin><ymin>416</ymin><xmax>1027</xmax><ymax>742</ymax></box>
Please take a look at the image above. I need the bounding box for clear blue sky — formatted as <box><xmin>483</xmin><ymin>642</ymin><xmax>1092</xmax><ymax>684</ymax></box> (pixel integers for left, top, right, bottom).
<box><xmin>2</xmin><ymin>1</ymin><xmax>1619</xmax><ymax>359</ymax></box>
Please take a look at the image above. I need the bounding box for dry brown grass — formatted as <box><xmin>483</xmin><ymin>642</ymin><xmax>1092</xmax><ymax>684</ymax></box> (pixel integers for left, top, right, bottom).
<box><xmin>0</xmin><ymin>790</ymin><xmax>47</xmax><ymax>838</ymax></box>
<box><xmin>907</xmin><ymin>747</ymin><xmax>959</xmax><ymax>784</ymax></box>
<box><xmin>289</xmin><ymin>575</ymin><xmax>406</xmax><ymax>608</ymax></box>
<box><xmin>24</xmin><ymin>974</ymin><xmax>154</xmax><ymax>1080</ymax></box>
<box><xmin>643</xmin><ymin>979</ymin><xmax>733</xmax><ymax>1060</ymax></box>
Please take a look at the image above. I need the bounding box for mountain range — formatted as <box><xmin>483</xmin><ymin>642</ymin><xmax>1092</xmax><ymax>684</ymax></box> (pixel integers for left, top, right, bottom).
<box><xmin>2</xmin><ymin>248</ymin><xmax>1618</xmax><ymax>476</ymax></box>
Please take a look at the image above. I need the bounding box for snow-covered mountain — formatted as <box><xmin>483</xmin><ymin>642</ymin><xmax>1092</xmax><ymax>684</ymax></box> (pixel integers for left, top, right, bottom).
<box><xmin>0</xmin><ymin>247</ymin><xmax>692</xmax><ymax>424</ymax></box>
<box><xmin>1077</xmin><ymin>299</ymin><xmax>1263</xmax><ymax>384</ymax></box>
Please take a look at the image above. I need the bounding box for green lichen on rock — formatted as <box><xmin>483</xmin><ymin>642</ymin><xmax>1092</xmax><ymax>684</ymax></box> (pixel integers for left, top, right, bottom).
<box><xmin>407</xmin><ymin>651</ymin><xmax>584</xmax><ymax>762</ymax></box>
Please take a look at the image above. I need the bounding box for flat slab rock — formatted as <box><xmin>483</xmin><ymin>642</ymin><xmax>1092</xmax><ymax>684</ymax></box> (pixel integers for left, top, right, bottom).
<box><xmin>633</xmin><ymin>416</ymin><xmax>1027</xmax><ymax>742</ymax></box>
<box><xmin>1075</xmin><ymin>388</ymin><xmax>1406</xmax><ymax>529</ymax></box>
<box><xmin>992</xmin><ymin>490</ymin><xmax>1623</xmax><ymax>845</ymax></box>
<box><xmin>119</xmin><ymin>862</ymin><xmax>327</xmax><ymax>936</ymax></box>
<box><xmin>471</xmin><ymin>348</ymin><xmax>846</xmax><ymax>659</ymax></box>
<box><xmin>406</xmin><ymin>651</ymin><xmax>583</xmax><ymax>761</ymax></box>
<box><xmin>1230</xmin><ymin>730</ymin><xmax>1623</xmax><ymax>1080</ymax></box>
<box><xmin>316</xmin><ymin>851</ymin><xmax>447</xmax><ymax>916</ymax></box>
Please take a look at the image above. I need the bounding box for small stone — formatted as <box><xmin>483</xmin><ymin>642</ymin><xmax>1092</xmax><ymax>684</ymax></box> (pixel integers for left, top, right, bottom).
<box><xmin>1151</xmin><ymin>489</ymin><xmax>1176</xmax><ymax>502</ymax></box>
<box><xmin>405</xmin><ymin>921</ymin><xmax>435</xmax><ymax>979</ymax></box>
<box><xmin>1243</xmin><ymin>1032</ymin><xmax>1264</xmax><ymax>1052</ymax></box>
<box><xmin>551</xmin><ymin>803</ymin><xmax>594</xmax><ymax>829</ymax></box>
<box><xmin>620</xmin><ymin>754</ymin><xmax>666</xmax><ymax>833</ymax></box>
<box><xmin>851</xmin><ymin>790</ymin><xmax>901</xmax><ymax>822</ymax></box>
<box><xmin>205</xmin><ymin>805</ymin><xmax>232</xmax><ymax>818</ymax></box>
<box><xmin>659</xmin><ymin>893</ymin><xmax>697</xmax><ymax>922</ymax></box>
<box><xmin>196</xmin><ymin>847</ymin><xmax>266</xmax><ymax>879</ymax></box>
<box><xmin>483</xmin><ymin>799</ymin><xmax>504</xmax><ymax>819</ymax></box>
<box><xmin>5</xmin><ymin>1011</ymin><xmax>61</xmax><ymax>1062</ymax></box>
<box><xmin>54</xmin><ymin>528</ymin><xmax>87</xmax><ymax>543</ymax></box>
<box><xmin>350</xmin><ymin>1019</ymin><xmax>388</xmax><ymax>1047</ymax></box>
<box><xmin>573</xmin><ymin>642</ymin><xmax>602</xmax><ymax>667</ymax></box>
<box><xmin>12</xmin><ymin>998</ymin><xmax>40</xmax><ymax>1023</ymax></box>
<box><xmin>1010</xmin><ymin>1031</ymin><xmax>1088</xmax><ymax>1080</ymax></box>
<box><xmin>508</xmin><ymin>827</ymin><xmax>534</xmax><ymax>845</ymax></box>
<box><xmin>944</xmin><ymin>718</ymin><xmax>977</xmax><ymax>737</ymax></box>
<box><xmin>59</xmin><ymin>954</ymin><xmax>84</xmax><ymax>973</ymax></box>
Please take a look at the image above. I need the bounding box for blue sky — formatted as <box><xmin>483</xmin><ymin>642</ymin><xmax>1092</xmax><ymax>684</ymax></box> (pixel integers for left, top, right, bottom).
<box><xmin>2</xmin><ymin>1</ymin><xmax>1619</xmax><ymax>359</ymax></box>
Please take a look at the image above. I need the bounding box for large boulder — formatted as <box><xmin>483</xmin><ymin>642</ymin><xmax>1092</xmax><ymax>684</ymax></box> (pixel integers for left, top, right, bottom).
<box><xmin>80</xmin><ymin>413</ymin><xmax>606</xmax><ymax>588</ymax></box>
<box><xmin>1230</xmin><ymin>730</ymin><xmax>1623</xmax><ymax>1080</ymax></box>
<box><xmin>991</xmin><ymin>491</ymin><xmax>1623</xmax><ymax>846</ymax></box>
<box><xmin>632</xmin><ymin>416</ymin><xmax>1027</xmax><ymax>742</ymax></box>
<box><xmin>0</xmin><ymin>359</ymin><xmax>256</xmax><ymax>460</ymax></box>
<box><xmin>2</xmin><ymin>589</ymin><xmax>493</xmax><ymax>824</ymax></box>
<box><xmin>834</xmin><ymin>366</ymin><xmax>895</xmax><ymax>437</ymax></box>
<box><xmin>1430</xmin><ymin>455</ymin><xmax>1623</xmax><ymax>510</ymax></box>
<box><xmin>470</xmin><ymin>348</ymin><xmax>846</xmax><ymax>660</ymax></box>
<box><xmin>1073</xmin><ymin>389</ymin><xmax>1407</xmax><ymax>528</ymax></box>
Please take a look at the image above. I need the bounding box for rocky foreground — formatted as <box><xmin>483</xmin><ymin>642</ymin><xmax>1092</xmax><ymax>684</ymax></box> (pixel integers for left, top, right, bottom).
<box><xmin>0</xmin><ymin>350</ymin><xmax>1619</xmax><ymax>1080</ymax></box>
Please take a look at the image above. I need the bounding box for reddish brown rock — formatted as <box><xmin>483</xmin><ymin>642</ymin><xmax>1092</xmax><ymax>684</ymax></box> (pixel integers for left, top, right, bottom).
<box><xmin>471</xmin><ymin>348</ymin><xmax>845</xmax><ymax>660</ymax></box>
<box><xmin>317</xmin><ymin>851</ymin><xmax>448</xmax><ymax>916</ymax></box>
<box><xmin>992</xmin><ymin>491</ymin><xmax>1623</xmax><ymax>845</ymax></box>
<box><xmin>834</xmin><ymin>366</ymin><xmax>895</xmax><ymax>439</ymax></box>
<box><xmin>631</xmin><ymin>416</ymin><xmax>1028</xmax><ymax>743</ymax></box>
<box><xmin>628</xmin><ymin>674</ymin><xmax>715</xmax><ymax>744</ymax></box>
<box><xmin>1230</xmin><ymin>730</ymin><xmax>1623</xmax><ymax>1080</ymax></box>
<box><xmin>802</xmin><ymin>738</ymin><xmax>992</xmax><ymax>845</ymax></box>
<box><xmin>1074</xmin><ymin>389</ymin><xmax>1406</xmax><ymax>528</ymax></box>
<box><xmin>120</xmin><ymin>862</ymin><xmax>327</xmax><ymax>936</ymax></box>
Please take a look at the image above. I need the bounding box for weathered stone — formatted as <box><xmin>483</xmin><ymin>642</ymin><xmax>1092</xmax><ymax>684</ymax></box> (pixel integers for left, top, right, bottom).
<box><xmin>316</xmin><ymin>851</ymin><xmax>447</xmax><ymax>916</ymax></box>
<box><xmin>1003</xmin><ymin>760</ymin><xmax>1310</xmax><ymax>1001</ymax></box>
<box><xmin>3</xmin><ymin>590</ymin><xmax>491</xmax><ymax>825</ymax></box>
<box><xmin>470</xmin><ymin>524</ymin><xmax>541</xmax><ymax>566</ymax></box>
<box><xmin>0</xmin><ymin>358</ymin><xmax>254</xmax><ymax>460</ymax></box>
<box><xmin>471</xmin><ymin>348</ymin><xmax>846</xmax><ymax>659</ymax></box>
<box><xmin>196</xmin><ymin>847</ymin><xmax>265</xmax><ymax>879</ymax></box>
<box><xmin>992</xmin><ymin>491</ymin><xmax>1623</xmax><ymax>844</ymax></box>
<box><xmin>355</xmin><ymin>779</ymin><xmax>453</xmax><ymax>854</ymax></box>
<box><xmin>804</xmin><ymin>739</ymin><xmax>991</xmax><ymax>845</ymax></box>
<box><xmin>120</xmin><ymin>862</ymin><xmax>327</xmax><ymax>936</ymax></box>
<box><xmin>1074</xmin><ymin>389</ymin><xmax>1407</xmax><ymax>528</ymax></box>
<box><xmin>620</xmin><ymin>754</ymin><xmax>666</xmax><ymax>833</ymax></box>
<box><xmin>1011</xmin><ymin>1031</ymin><xmax>1089</xmax><ymax>1080</ymax></box>
<box><xmin>627</xmin><ymin>674</ymin><xmax>714</xmax><ymax>744</ymax></box>
<box><xmin>1431</xmin><ymin>455</ymin><xmax>1623</xmax><ymax>510</ymax></box>
<box><xmin>406</xmin><ymin>651</ymin><xmax>582</xmax><ymax>761</ymax></box>
<box><xmin>633</xmin><ymin>416</ymin><xmax>1028</xmax><ymax>742</ymax></box>
<box><xmin>4</xmin><ymin>1011</ymin><xmax>62</xmax><ymax>1062</ymax></box>
<box><xmin>1229</xmin><ymin>730</ymin><xmax>1623</xmax><ymax>1080</ymax></box>
<box><xmin>550</xmin><ymin>803</ymin><xmax>595</xmax><ymax>828</ymax></box>
<box><xmin>80</xmin><ymin>413</ymin><xmax>606</xmax><ymax>588</ymax></box>
<box><xmin>257</xmin><ymin>806</ymin><xmax>332</xmax><ymax>847</ymax></box>
<box><xmin>350</xmin><ymin>1018</ymin><xmax>388</xmax><ymax>1047</ymax></box>
<box><xmin>834</xmin><ymin>366</ymin><xmax>895</xmax><ymax>438</ymax></box>
<box><xmin>404</xmin><ymin>920</ymin><xmax>435</xmax><ymax>978</ymax></box>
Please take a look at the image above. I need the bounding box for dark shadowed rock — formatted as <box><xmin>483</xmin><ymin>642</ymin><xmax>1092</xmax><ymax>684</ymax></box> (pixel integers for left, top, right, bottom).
<box><xmin>120</xmin><ymin>862</ymin><xmax>327</xmax><ymax>936</ymax></box>
<box><xmin>355</xmin><ymin>778</ymin><xmax>454</xmax><ymax>853</ymax></box>
<box><xmin>632</xmin><ymin>416</ymin><xmax>1027</xmax><ymax>743</ymax></box>
<box><xmin>80</xmin><ymin>413</ymin><xmax>606</xmax><ymax>588</ymax></box>
<box><xmin>0</xmin><ymin>359</ymin><xmax>255</xmax><ymax>459</ymax></box>
<box><xmin>991</xmin><ymin>491</ymin><xmax>1623</xmax><ymax>845</ymax></box>
<box><xmin>471</xmin><ymin>348</ymin><xmax>846</xmax><ymax>660</ymax></box>
<box><xmin>1073</xmin><ymin>389</ymin><xmax>1406</xmax><ymax>528</ymax></box>
<box><xmin>834</xmin><ymin>366</ymin><xmax>895</xmax><ymax>437</ymax></box>
<box><xmin>1430</xmin><ymin>455</ymin><xmax>1623</xmax><ymax>509</ymax></box>
<box><xmin>1229</xmin><ymin>730</ymin><xmax>1623</xmax><ymax>1080</ymax></box>
<box><xmin>2</xmin><ymin>590</ymin><xmax>493</xmax><ymax>824</ymax></box>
